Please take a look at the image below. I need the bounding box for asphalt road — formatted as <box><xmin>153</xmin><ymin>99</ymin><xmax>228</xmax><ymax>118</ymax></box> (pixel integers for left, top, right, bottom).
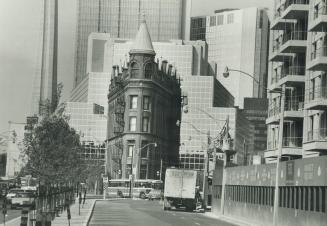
<box><xmin>88</xmin><ymin>199</ymin><xmax>236</xmax><ymax>226</ymax></box>
<box><xmin>0</xmin><ymin>200</ymin><xmax>22</xmax><ymax>225</ymax></box>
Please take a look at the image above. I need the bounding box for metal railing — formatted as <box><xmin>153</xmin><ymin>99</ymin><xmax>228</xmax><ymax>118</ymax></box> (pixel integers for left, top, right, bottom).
<box><xmin>307</xmin><ymin>86</ymin><xmax>327</xmax><ymax>101</ymax></box>
<box><xmin>282</xmin><ymin>31</ymin><xmax>307</xmax><ymax>44</ymax></box>
<box><xmin>268</xmin><ymin>99</ymin><xmax>303</xmax><ymax>117</ymax></box>
<box><xmin>307</xmin><ymin>128</ymin><xmax>327</xmax><ymax>142</ymax></box>
<box><xmin>284</xmin><ymin>99</ymin><xmax>304</xmax><ymax>111</ymax></box>
<box><xmin>284</xmin><ymin>0</ymin><xmax>309</xmax><ymax>9</ymax></box>
<box><xmin>282</xmin><ymin>137</ymin><xmax>303</xmax><ymax>148</ymax></box>
<box><xmin>268</xmin><ymin>105</ymin><xmax>281</xmax><ymax>117</ymax></box>
<box><xmin>311</xmin><ymin>46</ymin><xmax>327</xmax><ymax>60</ymax></box>
<box><xmin>267</xmin><ymin>137</ymin><xmax>303</xmax><ymax>150</ymax></box>
<box><xmin>313</xmin><ymin>4</ymin><xmax>327</xmax><ymax>19</ymax></box>
<box><xmin>282</xmin><ymin>65</ymin><xmax>306</xmax><ymax>76</ymax></box>
<box><xmin>271</xmin><ymin>65</ymin><xmax>305</xmax><ymax>84</ymax></box>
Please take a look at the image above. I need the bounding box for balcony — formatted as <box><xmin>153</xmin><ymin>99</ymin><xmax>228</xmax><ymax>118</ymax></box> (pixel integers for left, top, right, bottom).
<box><xmin>271</xmin><ymin>10</ymin><xmax>296</xmax><ymax>30</ymax></box>
<box><xmin>269</xmin><ymin>66</ymin><xmax>305</xmax><ymax>91</ymax></box>
<box><xmin>305</xmin><ymin>86</ymin><xmax>327</xmax><ymax>110</ymax></box>
<box><xmin>281</xmin><ymin>0</ymin><xmax>309</xmax><ymax>20</ymax></box>
<box><xmin>269</xmin><ymin>44</ymin><xmax>293</xmax><ymax>62</ymax></box>
<box><xmin>309</xmin><ymin>4</ymin><xmax>327</xmax><ymax>32</ymax></box>
<box><xmin>303</xmin><ymin>128</ymin><xmax>327</xmax><ymax>152</ymax></box>
<box><xmin>266</xmin><ymin>99</ymin><xmax>304</xmax><ymax>124</ymax></box>
<box><xmin>264</xmin><ymin>137</ymin><xmax>303</xmax><ymax>158</ymax></box>
<box><xmin>280</xmin><ymin>31</ymin><xmax>307</xmax><ymax>53</ymax></box>
<box><xmin>307</xmin><ymin>46</ymin><xmax>327</xmax><ymax>71</ymax></box>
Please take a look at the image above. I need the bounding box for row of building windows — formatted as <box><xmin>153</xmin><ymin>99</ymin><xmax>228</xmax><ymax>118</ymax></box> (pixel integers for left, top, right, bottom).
<box><xmin>128</xmin><ymin>116</ymin><xmax>149</xmax><ymax>132</ymax></box>
<box><xmin>209</xmin><ymin>13</ymin><xmax>234</xmax><ymax>27</ymax></box>
<box><xmin>213</xmin><ymin>185</ymin><xmax>327</xmax><ymax>213</ymax></box>
<box><xmin>129</xmin><ymin>95</ymin><xmax>150</xmax><ymax>110</ymax></box>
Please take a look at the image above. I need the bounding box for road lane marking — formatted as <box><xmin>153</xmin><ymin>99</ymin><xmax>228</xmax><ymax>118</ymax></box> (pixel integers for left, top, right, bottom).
<box><xmin>195</xmin><ymin>222</ymin><xmax>200</xmax><ymax>225</ymax></box>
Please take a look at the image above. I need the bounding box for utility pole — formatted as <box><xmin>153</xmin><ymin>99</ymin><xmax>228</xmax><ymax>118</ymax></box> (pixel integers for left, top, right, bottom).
<box><xmin>159</xmin><ymin>159</ymin><xmax>163</xmax><ymax>181</ymax></box>
<box><xmin>273</xmin><ymin>84</ymin><xmax>285</xmax><ymax>226</ymax></box>
<box><xmin>220</xmin><ymin>115</ymin><xmax>229</xmax><ymax>215</ymax></box>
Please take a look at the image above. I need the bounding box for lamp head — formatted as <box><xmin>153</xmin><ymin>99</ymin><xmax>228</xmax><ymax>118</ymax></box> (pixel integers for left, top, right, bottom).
<box><xmin>223</xmin><ymin>66</ymin><xmax>230</xmax><ymax>78</ymax></box>
<box><xmin>183</xmin><ymin>106</ymin><xmax>189</xmax><ymax>113</ymax></box>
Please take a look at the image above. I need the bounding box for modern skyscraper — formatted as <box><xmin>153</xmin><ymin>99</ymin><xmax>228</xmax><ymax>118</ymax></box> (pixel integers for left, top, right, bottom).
<box><xmin>190</xmin><ymin>16</ymin><xmax>207</xmax><ymax>41</ymax></box>
<box><xmin>180</xmin><ymin>75</ymin><xmax>255</xmax><ymax>168</ymax></box>
<box><xmin>31</xmin><ymin>0</ymin><xmax>58</xmax><ymax>115</ymax></box>
<box><xmin>206</xmin><ymin>7</ymin><xmax>270</xmax><ymax>108</ymax></box>
<box><xmin>74</xmin><ymin>0</ymin><xmax>186</xmax><ymax>88</ymax></box>
<box><xmin>242</xmin><ymin>98</ymin><xmax>268</xmax><ymax>162</ymax></box>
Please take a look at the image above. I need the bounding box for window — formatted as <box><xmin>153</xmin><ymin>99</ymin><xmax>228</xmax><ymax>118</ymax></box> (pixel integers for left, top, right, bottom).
<box><xmin>129</xmin><ymin>117</ymin><xmax>137</xmax><ymax>131</ymax></box>
<box><xmin>128</xmin><ymin>144</ymin><xmax>134</xmax><ymax>157</ymax></box>
<box><xmin>143</xmin><ymin>96</ymin><xmax>150</xmax><ymax>110</ymax></box>
<box><xmin>130</xmin><ymin>96</ymin><xmax>138</xmax><ymax>109</ymax></box>
<box><xmin>209</xmin><ymin>16</ymin><xmax>216</xmax><ymax>26</ymax></box>
<box><xmin>130</xmin><ymin>62</ymin><xmax>139</xmax><ymax>78</ymax></box>
<box><xmin>227</xmin><ymin>13</ymin><xmax>234</xmax><ymax>24</ymax></box>
<box><xmin>217</xmin><ymin>15</ymin><xmax>224</xmax><ymax>25</ymax></box>
<box><xmin>142</xmin><ymin>117</ymin><xmax>149</xmax><ymax>132</ymax></box>
<box><xmin>139</xmin><ymin>164</ymin><xmax>147</xmax><ymax>179</ymax></box>
<box><xmin>144</xmin><ymin>63</ymin><xmax>152</xmax><ymax>79</ymax></box>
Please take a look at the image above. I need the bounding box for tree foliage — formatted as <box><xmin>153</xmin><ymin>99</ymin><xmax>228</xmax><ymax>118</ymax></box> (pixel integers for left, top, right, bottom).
<box><xmin>23</xmin><ymin>114</ymin><xmax>83</xmax><ymax>184</ymax></box>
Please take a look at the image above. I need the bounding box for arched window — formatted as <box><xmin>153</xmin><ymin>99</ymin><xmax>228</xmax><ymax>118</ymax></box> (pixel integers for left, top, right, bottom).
<box><xmin>130</xmin><ymin>62</ymin><xmax>139</xmax><ymax>78</ymax></box>
<box><xmin>144</xmin><ymin>63</ymin><xmax>152</xmax><ymax>79</ymax></box>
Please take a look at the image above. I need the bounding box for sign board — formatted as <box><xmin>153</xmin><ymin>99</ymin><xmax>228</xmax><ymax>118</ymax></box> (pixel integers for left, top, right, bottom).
<box><xmin>103</xmin><ymin>177</ymin><xmax>108</xmax><ymax>183</ymax></box>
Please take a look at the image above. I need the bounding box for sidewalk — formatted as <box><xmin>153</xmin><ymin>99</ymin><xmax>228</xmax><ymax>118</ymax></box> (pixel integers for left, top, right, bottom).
<box><xmin>52</xmin><ymin>199</ymin><xmax>96</xmax><ymax>226</ymax></box>
<box><xmin>0</xmin><ymin>200</ymin><xmax>96</xmax><ymax>226</ymax></box>
<box><xmin>204</xmin><ymin>212</ymin><xmax>255</xmax><ymax>226</ymax></box>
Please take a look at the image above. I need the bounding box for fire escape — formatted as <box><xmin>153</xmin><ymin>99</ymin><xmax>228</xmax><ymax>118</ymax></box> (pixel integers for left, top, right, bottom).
<box><xmin>112</xmin><ymin>92</ymin><xmax>125</xmax><ymax>178</ymax></box>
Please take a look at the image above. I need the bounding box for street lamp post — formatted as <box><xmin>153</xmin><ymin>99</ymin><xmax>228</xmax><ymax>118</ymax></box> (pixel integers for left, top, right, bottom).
<box><xmin>177</xmin><ymin>118</ymin><xmax>229</xmax><ymax>210</ymax></box>
<box><xmin>129</xmin><ymin>142</ymin><xmax>157</xmax><ymax>198</ymax></box>
<box><xmin>223</xmin><ymin>66</ymin><xmax>284</xmax><ymax>224</ymax></box>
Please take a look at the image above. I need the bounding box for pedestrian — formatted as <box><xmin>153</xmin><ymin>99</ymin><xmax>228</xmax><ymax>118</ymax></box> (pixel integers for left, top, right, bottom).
<box><xmin>83</xmin><ymin>189</ymin><xmax>86</xmax><ymax>205</ymax></box>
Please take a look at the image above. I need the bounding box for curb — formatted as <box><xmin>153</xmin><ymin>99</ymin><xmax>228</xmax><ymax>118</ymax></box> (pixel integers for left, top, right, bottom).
<box><xmin>85</xmin><ymin>200</ymin><xmax>97</xmax><ymax>226</ymax></box>
<box><xmin>203</xmin><ymin>212</ymin><xmax>254</xmax><ymax>226</ymax></box>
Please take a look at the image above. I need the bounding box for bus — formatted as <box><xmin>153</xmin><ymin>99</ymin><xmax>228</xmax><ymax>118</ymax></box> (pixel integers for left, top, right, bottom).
<box><xmin>107</xmin><ymin>179</ymin><xmax>163</xmax><ymax>199</ymax></box>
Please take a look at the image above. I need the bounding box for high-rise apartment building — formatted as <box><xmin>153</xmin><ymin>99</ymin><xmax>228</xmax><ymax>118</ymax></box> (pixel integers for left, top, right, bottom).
<box><xmin>74</xmin><ymin>0</ymin><xmax>187</xmax><ymax>87</ymax></box>
<box><xmin>266</xmin><ymin>0</ymin><xmax>327</xmax><ymax>163</ymax></box>
<box><xmin>304</xmin><ymin>0</ymin><xmax>327</xmax><ymax>157</ymax></box>
<box><xmin>31</xmin><ymin>0</ymin><xmax>58</xmax><ymax>115</ymax></box>
<box><xmin>206</xmin><ymin>7</ymin><xmax>270</xmax><ymax>108</ymax></box>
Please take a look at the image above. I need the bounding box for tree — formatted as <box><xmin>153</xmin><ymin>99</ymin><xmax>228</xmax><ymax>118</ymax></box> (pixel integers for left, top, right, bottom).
<box><xmin>23</xmin><ymin>114</ymin><xmax>82</xmax><ymax>184</ymax></box>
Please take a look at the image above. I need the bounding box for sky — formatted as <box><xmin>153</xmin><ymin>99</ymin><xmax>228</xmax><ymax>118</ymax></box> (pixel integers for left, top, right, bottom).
<box><xmin>0</xmin><ymin>0</ymin><xmax>273</xmax><ymax>134</ymax></box>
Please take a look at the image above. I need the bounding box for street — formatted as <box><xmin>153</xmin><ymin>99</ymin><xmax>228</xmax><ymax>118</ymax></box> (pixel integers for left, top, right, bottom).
<box><xmin>0</xmin><ymin>208</ymin><xmax>22</xmax><ymax>225</ymax></box>
<box><xmin>89</xmin><ymin>199</ymin><xmax>236</xmax><ymax>226</ymax></box>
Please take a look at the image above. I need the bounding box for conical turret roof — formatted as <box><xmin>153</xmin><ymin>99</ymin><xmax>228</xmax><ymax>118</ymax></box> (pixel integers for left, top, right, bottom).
<box><xmin>129</xmin><ymin>18</ymin><xmax>155</xmax><ymax>55</ymax></box>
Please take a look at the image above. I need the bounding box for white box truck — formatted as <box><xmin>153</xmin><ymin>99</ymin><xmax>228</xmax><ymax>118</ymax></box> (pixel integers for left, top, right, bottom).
<box><xmin>163</xmin><ymin>168</ymin><xmax>202</xmax><ymax>211</ymax></box>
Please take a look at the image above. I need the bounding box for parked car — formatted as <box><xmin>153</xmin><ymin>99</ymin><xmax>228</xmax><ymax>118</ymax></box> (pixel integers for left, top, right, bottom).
<box><xmin>11</xmin><ymin>192</ymin><xmax>35</xmax><ymax>209</ymax></box>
